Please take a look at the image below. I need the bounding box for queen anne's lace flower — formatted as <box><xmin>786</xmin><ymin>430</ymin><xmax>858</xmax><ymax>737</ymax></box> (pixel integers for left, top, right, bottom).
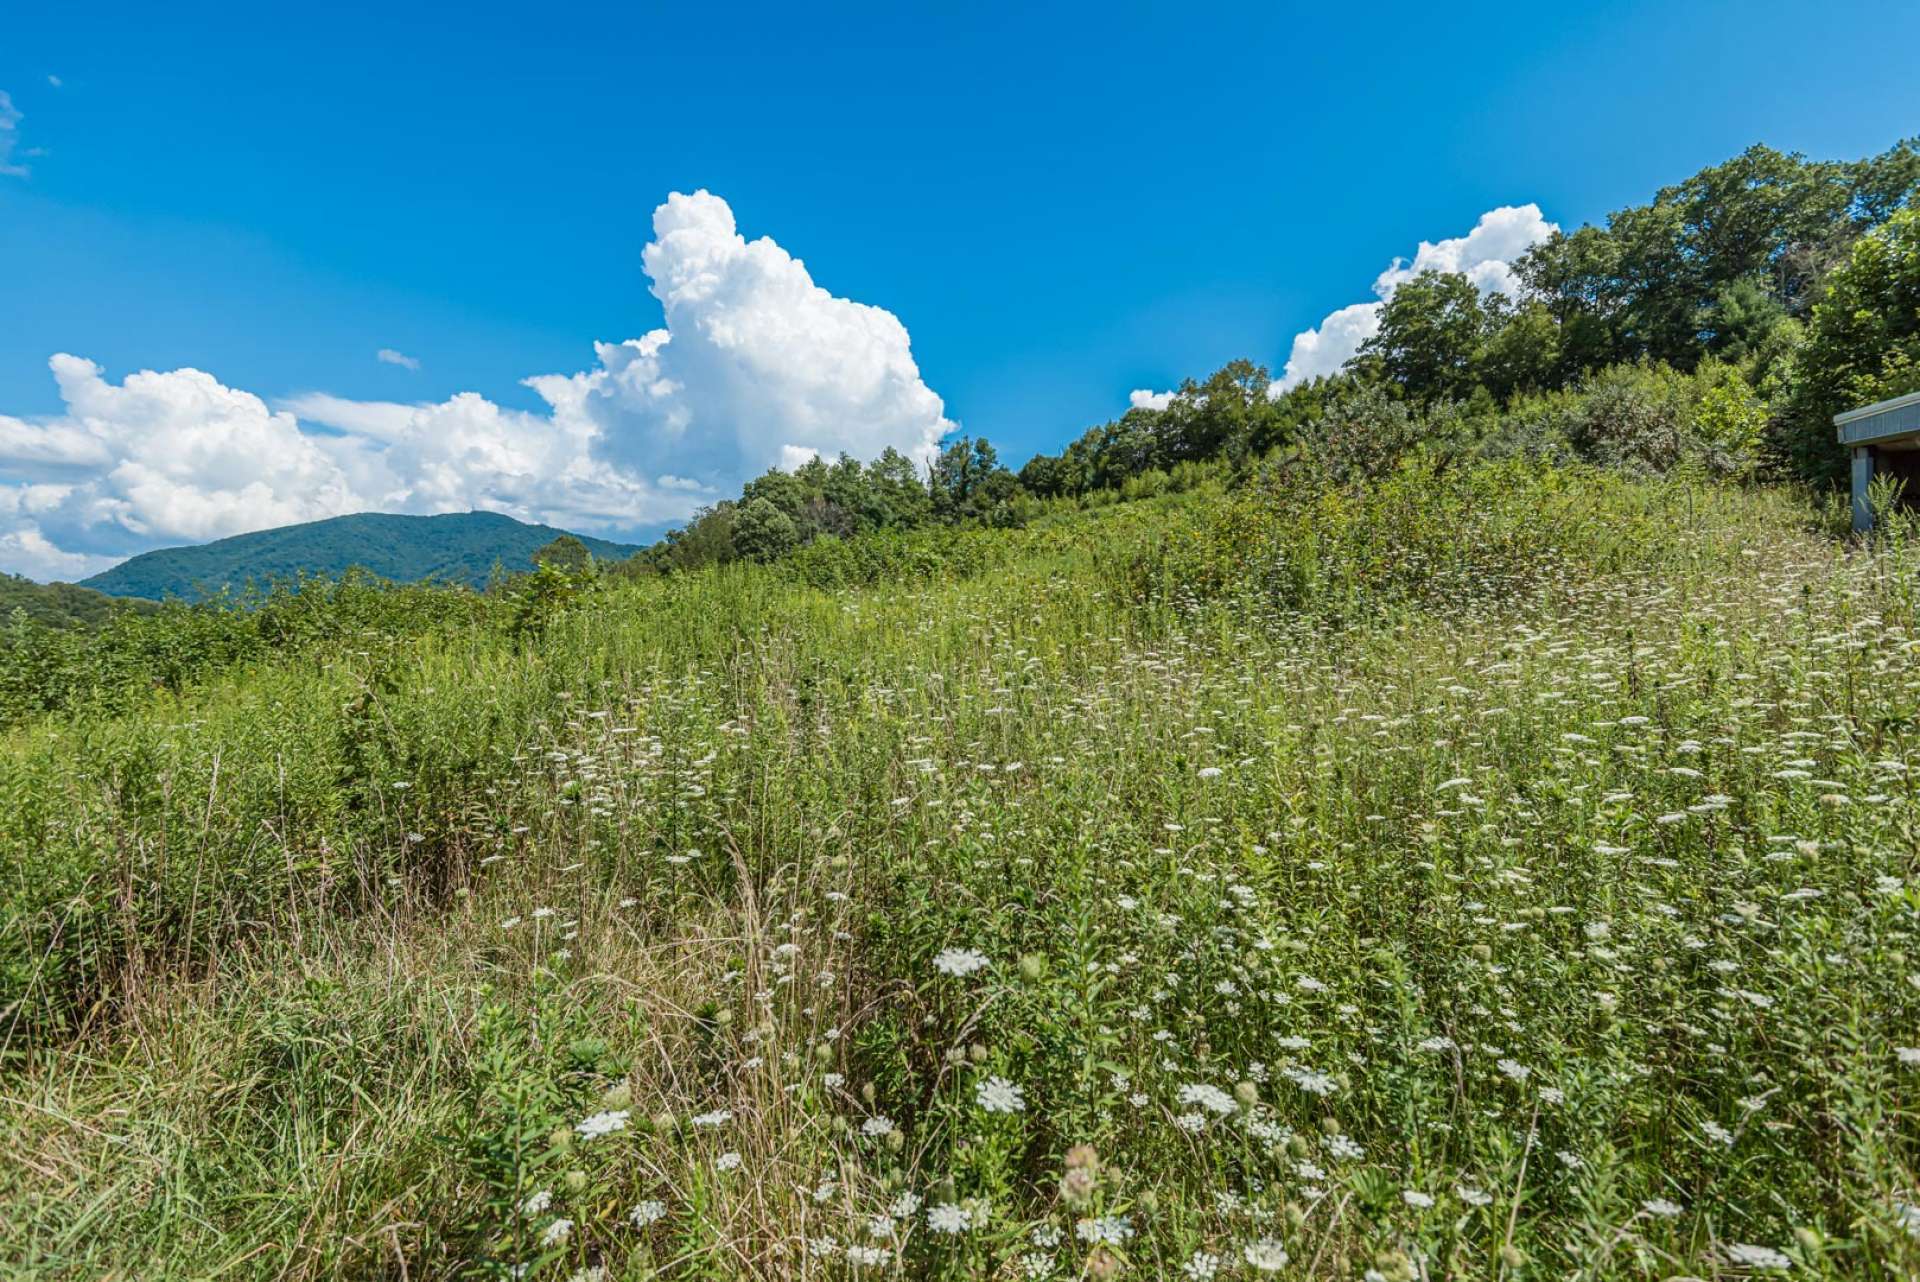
<box><xmin>1075</xmin><ymin>1214</ymin><xmax>1133</xmax><ymax>1245</ymax></box>
<box><xmin>1724</xmin><ymin>1243</ymin><xmax>1791</xmax><ymax>1270</ymax></box>
<box><xmin>1179</xmin><ymin>1083</ymin><xmax>1238</xmax><ymax>1116</ymax></box>
<box><xmin>976</xmin><ymin>1075</ymin><xmax>1026</xmax><ymax>1113</ymax></box>
<box><xmin>574</xmin><ymin>1109</ymin><xmax>629</xmax><ymax>1140</ymax></box>
<box><xmin>933</xmin><ymin>948</ymin><xmax>990</xmax><ymax>977</ymax></box>
<box><xmin>1242</xmin><ymin>1239</ymin><xmax>1290</xmax><ymax>1272</ymax></box>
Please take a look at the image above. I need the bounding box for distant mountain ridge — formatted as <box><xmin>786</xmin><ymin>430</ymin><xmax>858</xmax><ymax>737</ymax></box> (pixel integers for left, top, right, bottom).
<box><xmin>80</xmin><ymin>511</ymin><xmax>641</xmax><ymax>601</ymax></box>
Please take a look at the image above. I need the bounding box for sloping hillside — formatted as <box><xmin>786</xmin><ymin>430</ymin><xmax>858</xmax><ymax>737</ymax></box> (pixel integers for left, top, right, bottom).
<box><xmin>79</xmin><ymin>511</ymin><xmax>641</xmax><ymax>600</ymax></box>
<box><xmin>0</xmin><ymin>573</ymin><xmax>157</xmax><ymax>626</ymax></box>
<box><xmin>7</xmin><ymin>470</ymin><xmax>1919</xmax><ymax>1278</ymax></box>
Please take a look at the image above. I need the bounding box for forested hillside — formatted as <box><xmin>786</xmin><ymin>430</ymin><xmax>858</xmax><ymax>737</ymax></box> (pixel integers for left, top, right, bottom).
<box><xmin>0</xmin><ymin>572</ymin><xmax>154</xmax><ymax>628</ymax></box>
<box><xmin>81</xmin><ymin>510</ymin><xmax>640</xmax><ymax>600</ymax></box>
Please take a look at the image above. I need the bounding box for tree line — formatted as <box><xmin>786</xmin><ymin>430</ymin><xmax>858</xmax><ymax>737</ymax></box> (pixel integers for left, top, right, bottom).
<box><xmin>625</xmin><ymin>139</ymin><xmax>1919</xmax><ymax>575</ymax></box>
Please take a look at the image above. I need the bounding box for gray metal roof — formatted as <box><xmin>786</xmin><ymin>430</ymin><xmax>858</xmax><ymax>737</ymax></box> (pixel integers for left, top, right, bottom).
<box><xmin>1836</xmin><ymin>389</ymin><xmax>1920</xmax><ymax>445</ymax></box>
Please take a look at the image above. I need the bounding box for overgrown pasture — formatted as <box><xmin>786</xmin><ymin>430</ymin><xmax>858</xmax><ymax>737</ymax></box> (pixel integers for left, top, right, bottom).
<box><xmin>3</xmin><ymin>466</ymin><xmax>1918</xmax><ymax>1279</ymax></box>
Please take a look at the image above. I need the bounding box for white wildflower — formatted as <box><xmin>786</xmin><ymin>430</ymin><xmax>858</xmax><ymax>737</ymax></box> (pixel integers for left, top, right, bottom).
<box><xmin>1179</xmin><ymin>1083</ymin><xmax>1239</xmax><ymax>1116</ymax></box>
<box><xmin>1183</xmin><ymin>1250</ymin><xmax>1222</xmax><ymax>1280</ymax></box>
<box><xmin>933</xmin><ymin>948</ymin><xmax>991</xmax><ymax>977</ymax></box>
<box><xmin>1075</xmin><ymin>1214</ymin><xmax>1133</xmax><ymax>1245</ymax></box>
<box><xmin>1723</xmin><ymin>1243</ymin><xmax>1791</xmax><ymax>1270</ymax></box>
<box><xmin>976</xmin><ymin>1076</ymin><xmax>1026</xmax><ymax>1113</ymax></box>
<box><xmin>1243</xmin><ymin>1238</ymin><xmax>1290</xmax><ymax>1271</ymax></box>
<box><xmin>574</xmin><ymin>1109</ymin><xmax>629</xmax><ymax>1140</ymax></box>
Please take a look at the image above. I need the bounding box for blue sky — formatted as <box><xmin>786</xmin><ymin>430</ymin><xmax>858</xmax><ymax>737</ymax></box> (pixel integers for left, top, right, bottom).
<box><xmin>3</xmin><ymin>0</ymin><xmax>1919</xmax><ymax>577</ymax></box>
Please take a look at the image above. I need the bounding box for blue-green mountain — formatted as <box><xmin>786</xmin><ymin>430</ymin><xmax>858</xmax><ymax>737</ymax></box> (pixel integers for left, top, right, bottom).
<box><xmin>80</xmin><ymin>511</ymin><xmax>640</xmax><ymax>600</ymax></box>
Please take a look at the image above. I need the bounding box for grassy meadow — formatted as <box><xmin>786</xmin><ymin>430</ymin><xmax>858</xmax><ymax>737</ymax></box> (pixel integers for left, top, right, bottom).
<box><xmin>4</xmin><ymin>463</ymin><xmax>1920</xmax><ymax>1279</ymax></box>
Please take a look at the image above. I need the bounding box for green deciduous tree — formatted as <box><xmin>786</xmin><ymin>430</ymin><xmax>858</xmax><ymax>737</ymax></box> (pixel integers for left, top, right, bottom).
<box><xmin>1695</xmin><ymin>276</ymin><xmax>1788</xmax><ymax>362</ymax></box>
<box><xmin>731</xmin><ymin>497</ymin><xmax>800</xmax><ymax>563</ymax></box>
<box><xmin>1474</xmin><ymin>299</ymin><xmax>1562</xmax><ymax>402</ymax></box>
<box><xmin>930</xmin><ymin>437</ymin><xmax>1006</xmax><ymax>522</ymax></box>
<box><xmin>1515</xmin><ymin>140</ymin><xmax>1920</xmax><ymax>379</ymax></box>
<box><xmin>1355</xmin><ymin>270</ymin><xmax>1491</xmax><ymax>403</ymax></box>
<box><xmin>531</xmin><ymin>534</ymin><xmax>593</xmax><ymax>575</ymax></box>
<box><xmin>1785</xmin><ymin>207</ymin><xmax>1920</xmax><ymax>481</ymax></box>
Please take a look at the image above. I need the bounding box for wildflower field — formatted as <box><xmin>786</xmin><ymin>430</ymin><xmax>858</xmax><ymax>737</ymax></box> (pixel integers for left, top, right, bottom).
<box><xmin>4</xmin><ymin>463</ymin><xmax>1920</xmax><ymax>1279</ymax></box>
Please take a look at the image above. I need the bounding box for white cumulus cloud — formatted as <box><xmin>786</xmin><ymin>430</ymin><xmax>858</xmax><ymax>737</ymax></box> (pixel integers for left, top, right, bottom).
<box><xmin>1370</xmin><ymin>203</ymin><xmax>1552</xmax><ymax>298</ymax></box>
<box><xmin>0</xmin><ymin>190</ymin><xmax>955</xmax><ymax>580</ymax></box>
<box><xmin>1273</xmin><ymin>203</ymin><xmax>1557</xmax><ymax>392</ymax></box>
<box><xmin>0</xmin><ymin>524</ymin><xmax>112</xmax><ymax>581</ymax></box>
<box><xmin>0</xmin><ymin>356</ymin><xmax>365</xmax><ymax>578</ymax></box>
<box><xmin>1128</xmin><ymin>203</ymin><xmax>1559</xmax><ymax>411</ymax></box>
<box><xmin>526</xmin><ymin>189</ymin><xmax>952</xmax><ymax>482</ymax></box>
<box><xmin>282</xmin><ymin>386</ymin><xmax>681</xmax><ymax>535</ymax></box>
<box><xmin>1272</xmin><ymin>301</ymin><xmax>1385</xmax><ymax>390</ymax></box>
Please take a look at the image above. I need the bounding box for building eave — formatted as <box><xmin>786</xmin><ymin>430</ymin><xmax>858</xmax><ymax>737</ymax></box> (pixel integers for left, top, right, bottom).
<box><xmin>1836</xmin><ymin>389</ymin><xmax>1920</xmax><ymax>444</ymax></box>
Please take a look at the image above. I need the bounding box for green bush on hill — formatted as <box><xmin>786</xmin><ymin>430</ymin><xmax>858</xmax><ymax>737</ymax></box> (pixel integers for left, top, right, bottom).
<box><xmin>0</xmin><ymin>573</ymin><xmax>156</xmax><ymax>628</ymax></box>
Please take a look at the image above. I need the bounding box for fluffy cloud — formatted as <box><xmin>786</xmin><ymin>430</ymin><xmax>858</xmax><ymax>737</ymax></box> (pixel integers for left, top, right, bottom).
<box><xmin>1273</xmin><ymin>204</ymin><xmax>1557</xmax><ymax>391</ymax></box>
<box><xmin>0</xmin><ymin>524</ymin><xmax>112</xmax><ymax>581</ymax></box>
<box><xmin>0</xmin><ymin>356</ymin><xmax>365</xmax><ymax>578</ymax></box>
<box><xmin>1128</xmin><ymin>204</ymin><xmax>1559</xmax><ymax>411</ymax></box>
<box><xmin>526</xmin><ymin>190</ymin><xmax>952</xmax><ymax>481</ymax></box>
<box><xmin>282</xmin><ymin>386</ymin><xmax>682</xmax><ymax>534</ymax></box>
<box><xmin>0</xmin><ymin>90</ymin><xmax>28</xmax><ymax>178</ymax></box>
<box><xmin>1370</xmin><ymin>204</ymin><xmax>1552</xmax><ymax>297</ymax></box>
<box><xmin>295</xmin><ymin>190</ymin><xmax>952</xmax><ymax>527</ymax></box>
<box><xmin>1273</xmin><ymin>301</ymin><xmax>1385</xmax><ymax>390</ymax></box>
<box><xmin>0</xmin><ymin>190</ymin><xmax>954</xmax><ymax>580</ymax></box>
<box><xmin>376</xmin><ymin>348</ymin><xmax>421</xmax><ymax>370</ymax></box>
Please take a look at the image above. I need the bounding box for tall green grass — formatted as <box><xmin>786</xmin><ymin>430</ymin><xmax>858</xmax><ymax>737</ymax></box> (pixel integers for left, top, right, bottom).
<box><xmin>4</xmin><ymin>464</ymin><xmax>1917</xmax><ymax>1280</ymax></box>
